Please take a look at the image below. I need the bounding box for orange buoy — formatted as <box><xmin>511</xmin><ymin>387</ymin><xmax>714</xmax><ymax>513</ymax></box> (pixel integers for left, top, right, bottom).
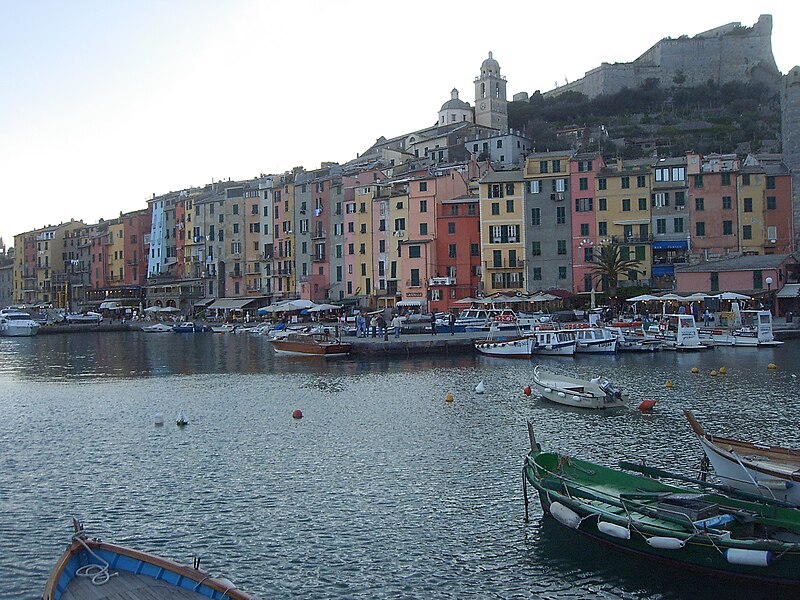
<box><xmin>292</xmin><ymin>409</ymin><xmax>303</xmax><ymax>419</ymax></box>
<box><xmin>523</xmin><ymin>385</ymin><xmax>532</xmax><ymax>396</ymax></box>
<box><xmin>638</xmin><ymin>400</ymin><xmax>657</xmax><ymax>412</ymax></box>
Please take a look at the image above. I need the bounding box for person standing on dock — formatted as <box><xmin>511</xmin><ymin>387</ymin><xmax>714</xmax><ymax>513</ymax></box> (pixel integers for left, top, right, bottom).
<box><xmin>377</xmin><ymin>315</ymin><xmax>388</xmax><ymax>341</ymax></box>
<box><xmin>370</xmin><ymin>315</ymin><xmax>378</xmax><ymax>338</ymax></box>
<box><xmin>391</xmin><ymin>314</ymin><xmax>403</xmax><ymax>339</ymax></box>
<box><xmin>430</xmin><ymin>313</ymin><xmax>437</xmax><ymax>335</ymax></box>
<box><xmin>448</xmin><ymin>311</ymin><xmax>456</xmax><ymax>335</ymax></box>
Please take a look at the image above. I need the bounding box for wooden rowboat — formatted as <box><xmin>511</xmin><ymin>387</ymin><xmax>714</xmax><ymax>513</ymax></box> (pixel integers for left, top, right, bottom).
<box><xmin>269</xmin><ymin>331</ymin><xmax>351</xmax><ymax>357</ymax></box>
<box><xmin>523</xmin><ymin>429</ymin><xmax>800</xmax><ymax>587</ymax></box>
<box><xmin>685</xmin><ymin>410</ymin><xmax>800</xmax><ymax>506</ymax></box>
<box><xmin>43</xmin><ymin>520</ymin><xmax>256</xmax><ymax>600</ymax></box>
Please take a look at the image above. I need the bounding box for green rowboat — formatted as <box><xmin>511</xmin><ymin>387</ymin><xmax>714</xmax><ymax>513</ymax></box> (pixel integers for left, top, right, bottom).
<box><xmin>524</xmin><ymin>437</ymin><xmax>800</xmax><ymax>587</ymax></box>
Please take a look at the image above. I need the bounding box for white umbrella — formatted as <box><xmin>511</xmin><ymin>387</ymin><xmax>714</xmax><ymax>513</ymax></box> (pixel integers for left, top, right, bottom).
<box><xmin>714</xmin><ymin>292</ymin><xmax>751</xmax><ymax>301</ymax></box>
<box><xmin>530</xmin><ymin>293</ymin><xmax>559</xmax><ymax>302</ymax></box>
<box><xmin>626</xmin><ymin>294</ymin><xmax>659</xmax><ymax>302</ymax></box>
<box><xmin>143</xmin><ymin>306</ymin><xmax>162</xmax><ymax>313</ymax></box>
<box><xmin>308</xmin><ymin>303</ymin><xmax>341</xmax><ymax>312</ymax></box>
<box><xmin>454</xmin><ymin>297</ymin><xmax>478</xmax><ymax>305</ymax></box>
<box><xmin>682</xmin><ymin>293</ymin><xmax>709</xmax><ymax>302</ymax></box>
<box><xmin>658</xmin><ymin>293</ymin><xmax>686</xmax><ymax>301</ymax></box>
<box><xmin>160</xmin><ymin>306</ymin><xmax>180</xmax><ymax>313</ymax></box>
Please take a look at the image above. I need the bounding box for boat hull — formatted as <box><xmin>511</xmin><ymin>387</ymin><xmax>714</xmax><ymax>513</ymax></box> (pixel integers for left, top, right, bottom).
<box><xmin>271</xmin><ymin>339</ymin><xmax>351</xmax><ymax>357</ymax></box>
<box><xmin>475</xmin><ymin>336</ymin><xmax>534</xmax><ymax>358</ymax></box>
<box><xmin>531</xmin><ymin>366</ymin><xmax>626</xmax><ymax>409</ymax></box>
<box><xmin>0</xmin><ymin>324</ymin><xmax>40</xmax><ymax>336</ymax></box>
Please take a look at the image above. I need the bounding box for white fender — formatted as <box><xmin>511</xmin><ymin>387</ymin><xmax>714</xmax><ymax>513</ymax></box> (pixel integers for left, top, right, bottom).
<box><xmin>549</xmin><ymin>502</ymin><xmax>581</xmax><ymax>529</ymax></box>
<box><xmin>557</xmin><ymin>391</ymin><xmax>566</xmax><ymax>398</ymax></box>
<box><xmin>544</xmin><ymin>387</ymin><xmax>552</xmax><ymax>394</ymax></box>
<box><xmin>646</xmin><ymin>536</ymin><xmax>685</xmax><ymax>550</ymax></box>
<box><xmin>597</xmin><ymin>521</ymin><xmax>630</xmax><ymax>539</ymax></box>
<box><xmin>572</xmin><ymin>395</ymin><xmax>581</xmax><ymax>402</ymax></box>
<box><xmin>724</xmin><ymin>548</ymin><xmax>773</xmax><ymax>567</ymax></box>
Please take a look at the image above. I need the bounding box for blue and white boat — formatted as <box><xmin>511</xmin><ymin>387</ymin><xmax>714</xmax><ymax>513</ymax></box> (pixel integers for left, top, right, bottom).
<box><xmin>43</xmin><ymin>519</ymin><xmax>256</xmax><ymax>600</ymax></box>
<box><xmin>572</xmin><ymin>326</ymin><xmax>617</xmax><ymax>354</ymax></box>
<box><xmin>172</xmin><ymin>322</ymin><xmax>212</xmax><ymax>333</ymax></box>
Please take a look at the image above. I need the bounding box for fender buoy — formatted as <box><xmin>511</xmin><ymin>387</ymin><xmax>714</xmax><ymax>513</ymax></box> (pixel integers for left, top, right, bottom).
<box><xmin>549</xmin><ymin>502</ymin><xmax>581</xmax><ymax>529</ymax></box>
<box><xmin>647</xmin><ymin>536</ymin><xmax>685</xmax><ymax>550</ymax></box>
<box><xmin>292</xmin><ymin>409</ymin><xmax>303</xmax><ymax>419</ymax></box>
<box><xmin>639</xmin><ymin>399</ymin><xmax>657</xmax><ymax>412</ymax></box>
<box><xmin>523</xmin><ymin>385</ymin><xmax>532</xmax><ymax>396</ymax></box>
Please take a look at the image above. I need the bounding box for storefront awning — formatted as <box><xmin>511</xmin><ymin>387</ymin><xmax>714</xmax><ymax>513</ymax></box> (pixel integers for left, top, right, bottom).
<box><xmin>396</xmin><ymin>300</ymin><xmax>423</xmax><ymax>307</ymax></box>
<box><xmin>193</xmin><ymin>298</ymin><xmax>214</xmax><ymax>307</ymax></box>
<box><xmin>777</xmin><ymin>284</ymin><xmax>800</xmax><ymax>298</ymax></box>
<box><xmin>652</xmin><ymin>265</ymin><xmax>675</xmax><ymax>276</ymax></box>
<box><xmin>206</xmin><ymin>298</ymin><xmax>258</xmax><ymax>310</ymax></box>
<box><xmin>652</xmin><ymin>240</ymin><xmax>688</xmax><ymax>250</ymax></box>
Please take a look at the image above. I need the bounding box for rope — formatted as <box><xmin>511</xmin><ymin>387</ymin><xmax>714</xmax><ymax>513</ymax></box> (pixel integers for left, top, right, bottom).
<box><xmin>73</xmin><ymin>535</ymin><xmax>117</xmax><ymax>586</ymax></box>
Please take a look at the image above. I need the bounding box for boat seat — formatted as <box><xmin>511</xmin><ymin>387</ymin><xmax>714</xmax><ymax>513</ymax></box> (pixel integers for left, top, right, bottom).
<box><xmin>563</xmin><ymin>386</ymin><xmax>585</xmax><ymax>393</ymax></box>
<box><xmin>693</xmin><ymin>514</ymin><xmax>736</xmax><ymax>530</ymax></box>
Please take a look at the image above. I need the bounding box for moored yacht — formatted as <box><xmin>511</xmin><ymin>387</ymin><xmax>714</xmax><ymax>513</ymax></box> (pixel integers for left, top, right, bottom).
<box><xmin>0</xmin><ymin>308</ymin><xmax>40</xmax><ymax>337</ymax></box>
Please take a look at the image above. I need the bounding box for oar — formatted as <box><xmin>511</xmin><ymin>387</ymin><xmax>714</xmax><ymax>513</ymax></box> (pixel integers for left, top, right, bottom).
<box><xmin>618</xmin><ymin>461</ymin><xmax>796</xmax><ymax>509</ymax></box>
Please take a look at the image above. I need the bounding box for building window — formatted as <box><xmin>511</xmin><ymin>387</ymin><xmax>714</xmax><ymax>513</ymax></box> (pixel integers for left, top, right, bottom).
<box><xmin>711</xmin><ymin>272</ymin><xmax>719</xmax><ymax>292</ymax></box>
<box><xmin>470</xmin><ymin>243</ymin><xmax>479</xmax><ymax>256</ymax></box>
<box><xmin>579</xmin><ymin>177</ymin><xmax>588</xmax><ymax>191</ymax></box>
<box><xmin>656</xmin><ymin>219</ymin><xmax>666</xmax><ymax>234</ymax></box>
<box><xmin>528</xmin><ymin>181</ymin><xmax>541</xmax><ymax>194</ymax></box>
<box><xmin>488</xmin><ymin>184</ymin><xmax>504</xmax><ymax>198</ymax></box>
<box><xmin>635</xmin><ymin>246</ymin><xmax>646</xmax><ymax>261</ymax></box>
<box><xmin>767</xmin><ymin>196</ymin><xmax>776</xmax><ymax>210</ymax></box>
<box><xmin>448</xmin><ymin>222</ymin><xmax>456</xmax><ymax>234</ymax></box>
<box><xmin>598</xmin><ymin>198</ymin><xmax>607</xmax><ymax>211</ymax></box>
<box><xmin>410</xmin><ymin>269</ymin><xmax>420</xmax><ymax>287</ymax></box>
<box><xmin>558</xmin><ymin>266</ymin><xmax>567</xmax><ymax>279</ymax></box>
<box><xmin>694</xmin><ymin>175</ymin><xmax>703</xmax><ymax>188</ymax></box>
<box><xmin>575</xmin><ymin>197</ymin><xmax>593</xmax><ymax>212</ymax></box>
<box><xmin>723</xmin><ymin>220</ymin><xmax>733</xmax><ymax>235</ymax></box>
<box><xmin>420</xmin><ymin>181</ymin><xmax>428</xmax><ymax>192</ymax></box>
<box><xmin>621</xmin><ymin>176</ymin><xmax>630</xmax><ymax>189</ymax></box>
<box><xmin>674</xmin><ymin>218</ymin><xmax>684</xmax><ymax>233</ymax></box>
<box><xmin>674</xmin><ymin>192</ymin><xmax>685</xmax><ymax>207</ymax></box>
<box><xmin>652</xmin><ymin>192</ymin><xmax>668</xmax><ymax>208</ymax></box>
<box><xmin>722</xmin><ymin>196</ymin><xmax>732</xmax><ymax>209</ymax></box>
<box><xmin>420</xmin><ymin>223</ymin><xmax>428</xmax><ymax>235</ymax></box>
<box><xmin>533</xmin><ymin>267</ymin><xmax>542</xmax><ymax>281</ymax></box>
<box><xmin>742</xmin><ymin>174</ymin><xmax>751</xmax><ymax>186</ymax></box>
<box><xmin>531</xmin><ymin>208</ymin><xmax>540</xmax><ymax>226</ymax></box>
<box><xmin>622</xmin><ymin>198</ymin><xmax>631</xmax><ymax>212</ymax></box>
<box><xmin>580</xmin><ymin>223</ymin><xmax>590</xmax><ymax>236</ymax></box>
<box><xmin>408</xmin><ymin>245</ymin><xmax>421</xmax><ymax>258</ymax></box>
<box><xmin>766</xmin><ymin>176</ymin><xmax>776</xmax><ymax>190</ymax></box>
<box><xmin>556</xmin><ymin>207</ymin><xmax>566</xmax><ymax>224</ymax></box>
<box><xmin>492</xmin><ymin>250</ymin><xmax>502</xmax><ymax>267</ymax></box>
<box><xmin>505</xmin><ymin>199</ymin><xmax>514</xmax><ymax>213</ymax></box>
<box><xmin>637</xmin><ymin>175</ymin><xmax>646</xmax><ymax>188</ymax></box>
<box><xmin>744</xmin><ymin>198</ymin><xmax>753</xmax><ymax>212</ymax></box>
<box><xmin>671</xmin><ymin>167</ymin><xmax>685</xmax><ymax>181</ymax></box>
<box><xmin>637</xmin><ymin>198</ymin><xmax>646</xmax><ymax>211</ymax></box>
<box><xmin>449</xmin><ymin>244</ymin><xmax>457</xmax><ymax>258</ymax></box>
<box><xmin>742</xmin><ymin>225</ymin><xmax>752</xmax><ymax>240</ymax></box>
<box><xmin>531</xmin><ymin>241</ymin><xmax>541</xmax><ymax>256</ymax></box>
<box><xmin>598</xmin><ymin>178</ymin><xmax>607</xmax><ymax>191</ymax></box>
<box><xmin>753</xmin><ymin>270</ymin><xmax>763</xmax><ymax>290</ymax></box>
<box><xmin>598</xmin><ymin>221</ymin><xmax>607</xmax><ymax>236</ymax></box>
<box><xmin>420</xmin><ymin>200</ymin><xmax>428</xmax><ymax>213</ymax></box>
<box><xmin>491</xmin><ymin>202</ymin><xmax>500</xmax><ymax>215</ymax></box>
<box><xmin>497</xmin><ymin>139</ymin><xmax>503</xmax><ymax>148</ymax></box>
<box><xmin>450</xmin><ymin>205</ymin><xmax>459</xmax><ymax>216</ymax></box>
<box><xmin>696</xmin><ymin>222</ymin><xmax>706</xmax><ymax>236</ymax></box>
<box><xmin>695</xmin><ymin>198</ymin><xmax>704</xmax><ymax>211</ymax></box>
<box><xmin>557</xmin><ymin>240</ymin><xmax>567</xmax><ymax>255</ymax></box>
<box><xmin>655</xmin><ymin>167</ymin><xmax>669</xmax><ymax>182</ymax></box>
<box><xmin>552</xmin><ymin>159</ymin><xmax>561</xmax><ymax>172</ymax></box>
<box><xmin>539</xmin><ymin>161</ymin><xmax>548</xmax><ymax>174</ymax></box>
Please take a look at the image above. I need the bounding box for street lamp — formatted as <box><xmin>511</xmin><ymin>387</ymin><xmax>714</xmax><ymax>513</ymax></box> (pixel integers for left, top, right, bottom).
<box><xmin>766</xmin><ymin>276</ymin><xmax>773</xmax><ymax>313</ymax></box>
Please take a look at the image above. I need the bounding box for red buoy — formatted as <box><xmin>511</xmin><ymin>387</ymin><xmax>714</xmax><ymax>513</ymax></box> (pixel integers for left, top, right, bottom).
<box><xmin>523</xmin><ymin>385</ymin><xmax>532</xmax><ymax>396</ymax></box>
<box><xmin>638</xmin><ymin>400</ymin><xmax>657</xmax><ymax>412</ymax></box>
<box><xmin>292</xmin><ymin>409</ymin><xmax>303</xmax><ymax>420</ymax></box>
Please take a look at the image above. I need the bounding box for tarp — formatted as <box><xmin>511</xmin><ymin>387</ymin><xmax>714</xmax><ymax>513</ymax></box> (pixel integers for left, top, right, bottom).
<box><xmin>777</xmin><ymin>284</ymin><xmax>800</xmax><ymax>298</ymax></box>
<box><xmin>396</xmin><ymin>300</ymin><xmax>423</xmax><ymax>307</ymax></box>
<box><xmin>206</xmin><ymin>298</ymin><xmax>256</xmax><ymax>310</ymax></box>
<box><xmin>652</xmin><ymin>265</ymin><xmax>675</xmax><ymax>276</ymax></box>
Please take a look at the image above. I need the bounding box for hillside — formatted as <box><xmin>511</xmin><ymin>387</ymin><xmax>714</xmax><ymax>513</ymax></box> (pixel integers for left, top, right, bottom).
<box><xmin>508</xmin><ymin>75</ymin><xmax>783</xmax><ymax>159</ymax></box>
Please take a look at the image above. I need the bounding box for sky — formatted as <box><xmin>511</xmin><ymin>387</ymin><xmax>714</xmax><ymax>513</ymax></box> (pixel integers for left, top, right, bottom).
<box><xmin>1</xmin><ymin>0</ymin><xmax>798</xmax><ymax>248</ymax></box>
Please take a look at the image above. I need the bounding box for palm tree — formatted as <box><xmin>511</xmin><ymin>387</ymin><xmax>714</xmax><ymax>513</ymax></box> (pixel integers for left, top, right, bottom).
<box><xmin>588</xmin><ymin>241</ymin><xmax>643</xmax><ymax>308</ymax></box>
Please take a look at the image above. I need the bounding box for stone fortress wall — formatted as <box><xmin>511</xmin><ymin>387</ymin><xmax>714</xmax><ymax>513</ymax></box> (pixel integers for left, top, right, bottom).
<box><xmin>543</xmin><ymin>15</ymin><xmax>777</xmax><ymax>99</ymax></box>
<box><xmin>782</xmin><ymin>67</ymin><xmax>800</xmax><ymax>248</ymax></box>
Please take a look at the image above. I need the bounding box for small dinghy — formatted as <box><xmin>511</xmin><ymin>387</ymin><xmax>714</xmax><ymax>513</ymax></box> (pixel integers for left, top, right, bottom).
<box><xmin>43</xmin><ymin>519</ymin><xmax>256</xmax><ymax>599</ymax></box>
<box><xmin>176</xmin><ymin>412</ymin><xmax>189</xmax><ymax>427</ymax></box>
<box><xmin>531</xmin><ymin>365</ymin><xmax>627</xmax><ymax>409</ymax></box>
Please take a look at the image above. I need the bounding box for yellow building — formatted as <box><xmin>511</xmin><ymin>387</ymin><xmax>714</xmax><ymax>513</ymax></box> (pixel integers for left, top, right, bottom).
<box><xmin>595</xmin><ymin>160</ymin><xmax>652</xmax><ymax>284</ymax></box>
<box><xmin>106</xmin><ymin>218</ymin><xmax>126</xmax><ymax>285</ymax></box>
<box><xmin>352</xmin><ymin>183</ymin><xmax>377</xmax><ymax>298</ymax></box>
<box><xmin>737</xmin><ymin>167</ymin><xmax>766</xmax><ymax>253</ymax></box>
<box><xmin>479</xmin><ymin>170</ymin><xmax>526</xmax><ymax>294</ymax></box>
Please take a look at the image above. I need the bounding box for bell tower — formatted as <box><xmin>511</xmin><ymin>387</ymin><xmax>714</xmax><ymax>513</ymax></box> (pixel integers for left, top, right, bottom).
<box><xmin>474</xmin><ymin>52</ymin><xmax>508</xmax><ymax>131</ymax></box>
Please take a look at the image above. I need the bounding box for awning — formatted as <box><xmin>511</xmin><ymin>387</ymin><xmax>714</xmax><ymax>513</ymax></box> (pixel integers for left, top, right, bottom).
<box><xmin>206</xmin><ymin>298</ymin><xmax>258</xmax><ymax>310</ymax></box>
<box><xmin>99</xmin><ymin>301</ymin><xmax>121</xmax><ymax>310</ymax></box>
<box><xmin>777</xmin><ymin>284</ymin><xmax>800</xmax><ymax>299</ymax></box>
<box><xmin>612</xmin><ymin>219</ymin><xmax>651</xmax><ymax>225</ymax></box>
<box><xmin>396</xmin><ymin>300</ymin><xmax>423</xmax><ymax>307</ymax></box>
<box><xmin>652</xmin><ymin>240</ymin><xmax>688</xmax><ymax>250</ymax></box>
<box><xmin>193</xmin><ymin>298</ymin><xmax>214</xmax><ymax>307</ymax></box>
<box><xmin>652</xmin><ymin>265</ymin><xmax>675</xmax><ymax>276</ymax></box>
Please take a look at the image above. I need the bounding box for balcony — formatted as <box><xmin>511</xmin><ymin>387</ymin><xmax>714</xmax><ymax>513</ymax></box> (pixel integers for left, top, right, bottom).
<box><xmin>312</xmin><ymin>254</ymin><xmax>326</xmax><ymax>262</ymax></box>
<box><xmin>428</xmin><ymin>276</ymin><xmax>456</xmax><ymax>286</ymax></box>
<box><xmin>484</xmin><ymin>259</ymin><xmax>525</xmax><ymax>270</ymax></box>
<box><xmin>611</xmin><ymin>235</ymin><xmax>653</xmax><ymax>244</ymax></box>
<box><xmin>311</xmin><ymin>230</ymin><xmax>326</xmax><ymax>240</ymax></box>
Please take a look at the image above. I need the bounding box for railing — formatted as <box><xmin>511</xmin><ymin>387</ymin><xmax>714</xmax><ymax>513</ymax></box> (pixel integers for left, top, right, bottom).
<box><xmin>611</xmin><ymin>235</ymin><xmax>653</xmax><ymax>244</ymax></box>
<box><xmin>428</xmin><ymin>276</ymin><xmax>456</xmax><ymax>286</ymax></box>
<box><xmin>312</xmin><ymin>254</ymin><xmax>326</xmax><ymax>262</ymax></box>
<box><xmin>484</xmin><ymin>260</ymin><xmax>525</xmax><ymax>270</ymax></box>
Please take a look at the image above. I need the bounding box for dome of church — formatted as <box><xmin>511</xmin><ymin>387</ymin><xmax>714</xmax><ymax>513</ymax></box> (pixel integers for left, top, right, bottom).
<box><xmin>481</xmin><ymin>52</ymin><xmax>500</xmax><ymax>76</ymax></box>
<box><xmin>440</xmin><ymin>88</ymin><xmax>470</xmax><ymax>111</ymax></box>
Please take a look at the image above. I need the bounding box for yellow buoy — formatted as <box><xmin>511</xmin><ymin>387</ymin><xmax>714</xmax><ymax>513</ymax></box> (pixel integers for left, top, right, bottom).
<box><xmin>665</xmin><ymin>380</ymin><xmax>673</xmax><ymax>388</ymax></box>
<box><xmin>691</xmin><ymin>367</ymin><xmax>699</xmax><ymax>374</ymax></box>
<box><xmin>710</xmin><ymin>370</ymin><xmax>717</xmax><ymax>377</ymax></box>
<box><xmin>719</xmin><ymin>366</ymin><xmax>727</xmax><ymax>375</ymax></box>
<box><xmin>445</xmin><ymin>392</ymin><xmax>454</xmax><ymax>403</ymax></box>
<box><xmin>768</xmin><ymin>363</ymin><xmax>777</xmax><ymax>370</ymax></box>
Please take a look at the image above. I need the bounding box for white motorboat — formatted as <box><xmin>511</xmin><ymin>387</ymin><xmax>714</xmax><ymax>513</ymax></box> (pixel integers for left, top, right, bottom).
<box><xmin>474</xmin><ymin>330</ymin><xmax>534</xmax><ymax>358</ymax></box>
<box><xmin>529</xmin><ymin>327</ymin><xmax>576</xmax><ymax>356</ymax></box>
<box><xmin>0</xmin><ymin>308</ymin><xmax>40</xmax><ymax>336</ymax></box>
<box><xmin>570</xmin><ymin>326</ymin><xmax>618</xmax><ymax>354</ymax></box>
<box><xmin>685</xmin><ymin>410</ymin><xmax>800</xmax><ymax>506</ymax></box>
<box><xmin>141</xmin><ymin>322</ymin><xmax>173</xmax><ymax>333</ymax></box>
<box><xmin>698</xmin><ymin>310</ymin><xmax>783</xmax><ymax>347</ymax></box>
<box><xmin>607</xmin><ymin>323</ymin><xmax>663</xmax><ymax>352</ymax></box>
<box><xmin>649</xmin><ymin>314</ymin><xmax>707</xmax><ymax>351</ymax></box>
<box><xmin>531</xmin><ymin>365</ymin><xmax>627</xmax><ymax>409</ymax></box>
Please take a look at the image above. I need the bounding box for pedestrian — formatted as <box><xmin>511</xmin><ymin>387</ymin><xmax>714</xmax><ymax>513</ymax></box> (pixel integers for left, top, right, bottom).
<box><xmin>448</xmin><ymin>311</ymin><xmax>456</xmax><ymax>335</ymax></box>
<box><xmin>377</xmin><ymin>315</ymin><xmax>388</xmax><ymax>341</ymax></box>
<box><xmin>703</xmin><ymin>308</ymin><xmax>711</xmax><ymax>326</ymax></box>
<box><xmin>370</xmin><ymin>315</ymin><xmax>378</xmax><ymax>338</ymax></box>
<box><xmin>430</xmin><ymin>312</ymin><xmax>437</xmax><ymax>335</ymax></box>
<box><xmin>356</xmin><ymin>314</ymin><xmax>365</xmax><ymax>338</ymax></box>
<box><xmin>391</xmin><ymin>313</ymin><xmax>403</xmax><ymax>338</ymax></box>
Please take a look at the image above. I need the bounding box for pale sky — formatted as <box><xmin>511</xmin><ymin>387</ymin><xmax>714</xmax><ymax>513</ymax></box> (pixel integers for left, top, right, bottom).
<box><xmin>1</xmin><ymin>1</ymin><xmax>798</xmax><ymax>248</ymax></box>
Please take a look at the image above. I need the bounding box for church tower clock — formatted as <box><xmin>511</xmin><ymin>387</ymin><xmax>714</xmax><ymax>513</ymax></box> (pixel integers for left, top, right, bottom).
<box><xmin>474</xmin><ymin>52</ymin><xmax>508</xmax><ymax>131</ymax></box>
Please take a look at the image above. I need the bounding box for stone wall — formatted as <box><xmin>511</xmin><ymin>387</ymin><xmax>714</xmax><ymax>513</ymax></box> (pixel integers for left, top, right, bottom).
<box><xmin>781</xmin><ymin>67</ymin><xmax>800</xmax><ymax>249</ymax></box>
<box><xmin>543</xmin><ymin>15</ymin><xmax>777</xmax><ymax>99</ymax></box>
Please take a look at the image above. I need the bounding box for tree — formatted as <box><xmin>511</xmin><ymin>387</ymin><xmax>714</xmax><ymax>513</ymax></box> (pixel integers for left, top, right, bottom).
<box><xmin>588</xmin><ymin>241</ymin><xmax>643</xmax><ymax>307</ymax></box>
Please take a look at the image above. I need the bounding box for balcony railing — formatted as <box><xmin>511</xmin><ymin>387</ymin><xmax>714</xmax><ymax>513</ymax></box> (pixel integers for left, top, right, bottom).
<box><xmin>611</xmin><ymin>235</ymin><xmax>653</xmax><ymax>244</ymax></box>
<box><xmin>428</xmin><ymin>276</ymin><xmax>456</xmax><ymax>286</ymax></box>
<box><xmin>312</xmin><ymin>254</ymin><xmax>326</xmax><ymax>262</ymax></box>
<box><xmin>484</xmin><ymin>259</ymin><xmax>525</xmax><ymax>270</ymax></box>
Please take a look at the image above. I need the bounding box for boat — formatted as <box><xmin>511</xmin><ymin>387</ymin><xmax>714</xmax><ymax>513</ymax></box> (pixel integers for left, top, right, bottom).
<box><xmin>698</xmin><ymin>311</ymin><xmax>783</xmax><ymax>347</ymax></box>
<box><xmin>176</xmin><ymin>412</ymin><xmax>189</xmax><ymax>427</ymax></box>
<box><xmin>567</xmin><ymin>325</ymin><xmax>618</xmax><ymax>354</ymax></box>
<box><xmin>211</xmin><ymin>324</ymin><xmax>239</xmax><ymax>334</ymax></box>
<box><xmin>648</xmin><ymin>314</ymin><xmax>707</xmax><ymax>351</ymax></box>
<box><xmin>474</xmin><ymin>329</ymin><xmax>535</xmax><ymax>358</ymax></box>
<box><xmin>0</xmin><ymin>308</ymin><xmax>40</xmax><ymax>336</ymax></box>
<box><xmin>140</xmin><ymin>322</ymin><xmax>173</xmax><ymax>333</ymax></box>
<box><xmin>64</xmin><ymin>311</ymin><xmax>103</xmax><ymax>324</ymax></box>
<box><xmin>531</xmin><ymin>365</ymin><xmax>626</xmax><ymax>408</ymax></box>
<box><xmin>685</xmin><ymin>410</ymin><xmax>800</xmax><ymax>506</ymax></box>
<box><xmin>607</xmin><ymin>323</ymin><xmax>663</xmax><ymax>352</ymax></box>
<box><xmin>523</xmin><ymin>432</ymin><xmax>800</xmax><ymax>587</ymax></box>
<box><xmin>529</xmin><ymin>327</ymin><xmax>576</xmax><ymax>356</ymax></box>
<box><xmin>43</xmin><ymin>519</ymin><xmax>255</xmax><ymax>599</ymax></box>
<box><xmin>269</xmin><ymin>331</ymin><xmax>351</xmax><ymax>357</ymax></box>
<box><xmin>172</xmin><ymin>322</ymin><xmax>212</xmax><ymax>333</ymax></box>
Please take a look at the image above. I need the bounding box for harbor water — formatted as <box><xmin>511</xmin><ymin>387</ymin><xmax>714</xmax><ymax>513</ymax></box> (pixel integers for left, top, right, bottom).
<box><xmin>1</xmin><ymin>332</ymin><xmax>799</xmax><ymax>599</ymax></box>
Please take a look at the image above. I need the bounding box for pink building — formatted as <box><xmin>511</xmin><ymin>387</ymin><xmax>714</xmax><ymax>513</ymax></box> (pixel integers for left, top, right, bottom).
<box><xmin>687</xmin><ymin>156</ymin><xmax>740</xmax><ymax>260</ymax></box>
<box><xmin>570</xmin><ymin>152</ymin><xmax>605</xmax><ymax>293</ymax></box>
